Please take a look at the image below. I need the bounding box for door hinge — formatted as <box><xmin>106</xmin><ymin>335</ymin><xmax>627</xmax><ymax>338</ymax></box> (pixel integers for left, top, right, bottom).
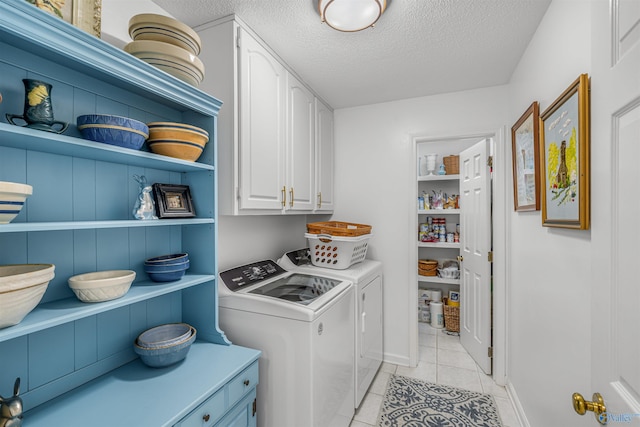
<box><xmin>236</xmin><ymin>26</ymin><xmax>241</xmax><ymax>48</ymax></box>
<box><xmin>488</xmin><ymin>251</ymin><xmax>493</xmax><ymax>262</ymax></box>
<box><xmin>252</xmin><ymin>398</ymin><xmax>257</xmax><ymax>417</ymax></box>
<box><xmin>236</xmin><ymin>186</ymin><xmax>241</xmax><ymax>200</ymax></box>
<box><xmin>488</xmin><ymin>347</ymin><xmax>493</xmax><ymax>358</ymax></box>
<box><xmin>487</xmin><ymin>156</ymin><xmax>493</xmax><ymax>167</ymax></box>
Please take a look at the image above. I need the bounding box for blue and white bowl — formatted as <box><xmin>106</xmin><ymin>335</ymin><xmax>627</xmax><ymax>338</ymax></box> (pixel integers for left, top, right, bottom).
<box><xmin>136</xmin><ymin>323</ymin><xmax>193</xmax><ymax>349</ymax></box>
<box><xmin>134</xmin><ymin>325</ymin><xmax>196</xmax><ymax>368</ymax></box>
<box><xmin>77</xmin><ymin>114</ymin><xmax>149</xmax><ymax>150</ymax></box>
<box><xmin>144</xmin><ymin>253</ymin><xmax>189</xmax><ymax>265</ymax></box>
<box><xmin>0</xmin><ymin>181</ymin><xmax>33</xmax><ymax>224</ymax></box>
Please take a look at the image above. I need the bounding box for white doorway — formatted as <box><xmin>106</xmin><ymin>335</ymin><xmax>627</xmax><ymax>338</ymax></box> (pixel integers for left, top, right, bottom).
<box><xmin>410</xmin><ymin>128</ymin><xmax>508</xmax><ymax>386</ymax></box>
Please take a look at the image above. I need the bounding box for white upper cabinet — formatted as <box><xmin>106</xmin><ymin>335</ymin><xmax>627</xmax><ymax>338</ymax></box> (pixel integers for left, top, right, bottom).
<box><xmin>315</xmin><ymin>98</ymin><xmax>334</xmax><ymax>212</ymax></box>
<box><xmin>286</xmin><ymin>73</ymin><xmax>316</xmax><ymax>212</ymax></box>
<box><xmin>238</xmin><ymin>26</ymin><xmax>286</xmax><ymax>211</ymax></box>
<box><xmin>196</xmin><ymin>16</ymin><xmax>333</xmax><ymax>215</ymax></box>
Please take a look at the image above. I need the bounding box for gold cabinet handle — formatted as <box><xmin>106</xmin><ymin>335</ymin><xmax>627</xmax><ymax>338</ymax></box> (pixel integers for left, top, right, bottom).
<box><xmin>572</xmin><ymin>392</ymin><xmax>607</xmax><ymax>425</ymax></box>
<box><xmin>289</xmin><ymin>187</ymin><xmax>294</xmax><ymax>207</ymax></box>
<box><xmin>457</xmin><ymin>255</ymin><xmax>463</xmax><ymax>262</ymax></box>
<box><xmin>317</xmin><ymin>192</ymin><xmax>322</xmax><ymax>208</ymax></box>
<box><xmin>281</xmin><ymin>186</ymin><xmax>286</xmax><ymax>207</ymax></box>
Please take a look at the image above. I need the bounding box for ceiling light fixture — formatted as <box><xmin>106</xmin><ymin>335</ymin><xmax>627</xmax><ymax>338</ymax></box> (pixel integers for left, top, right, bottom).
<box><xmin>318</xmin><ymin>0</ymin><xmax>387</xmax><ymax>32</ymax></box>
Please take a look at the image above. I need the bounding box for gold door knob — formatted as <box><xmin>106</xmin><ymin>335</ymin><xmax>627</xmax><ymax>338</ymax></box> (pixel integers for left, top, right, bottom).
<box><xmin>572</xmin><ymin>392</ymin><xmax>607</xmax><ymax>425</ymax></box>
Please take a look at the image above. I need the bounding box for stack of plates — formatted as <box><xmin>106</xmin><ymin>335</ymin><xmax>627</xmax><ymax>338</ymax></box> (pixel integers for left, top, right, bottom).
<box><xmin>126</xmin><ymin>14</ymin><xmax>204</xmax><ymax>86</ymax></box>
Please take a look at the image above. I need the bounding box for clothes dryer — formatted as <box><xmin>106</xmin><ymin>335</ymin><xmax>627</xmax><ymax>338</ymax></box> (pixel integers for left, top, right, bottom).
<box><xmin>278</xmin><ymin>249</ymin><xmax>383</xmax><ymax>409</ymax></box>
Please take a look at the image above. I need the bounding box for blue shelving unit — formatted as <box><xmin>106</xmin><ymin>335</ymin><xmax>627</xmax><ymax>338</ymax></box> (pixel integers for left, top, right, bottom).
<box><xmin>0</xmin><ymin>1</ymin><xmax>259</xmax><ymax>424</ymax></box>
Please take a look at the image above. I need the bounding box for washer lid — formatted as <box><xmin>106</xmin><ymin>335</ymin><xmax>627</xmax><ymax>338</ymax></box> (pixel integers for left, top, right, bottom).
<box><xmin>248</xmin><ymin>273</ymin><xmax>343</xmax><ymax>306</ymax></box>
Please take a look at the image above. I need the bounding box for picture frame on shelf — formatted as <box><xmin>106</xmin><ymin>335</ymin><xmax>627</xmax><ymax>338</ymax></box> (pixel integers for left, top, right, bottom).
<box><xmin>539</xmin><ymin>74</ymin><xmax>590</xmax><ymax>229</ymax></box>
<box><xmin>152</xmin><ymin>183</ymin><xmax>196</xmax><ymax>218</ymax></box>
<box><xmin>511</xmin><ymin>101</ymin><xmax>540</xmax><ymax>212</ymax></box>
<box><xmin>26</xmin><ymin>0</ymin><xmax>101</xmax><ymax>37</ymax></box>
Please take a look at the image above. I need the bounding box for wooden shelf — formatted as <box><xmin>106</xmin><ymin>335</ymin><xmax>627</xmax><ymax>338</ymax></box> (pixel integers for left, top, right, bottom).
<box><xmin>24</xmin><ymin>342</ymin><xmax>260</xmax><ymax>427</ymax></box>
<box><xmin>418</xmin><ymin>174</ymin><xmax>460</xmax><ymax>182</ymax></box>
<box><xmin>0</xmin><ymin>218</ymin><xmax>215</xmax><ymax>233</ymax></box>
<box><xmin>418</xmin><ymin>242</ymin><xmax>460</xmax><ymax>249</ymax></box>
<box><xmin>418</xmin><ymin>275</ymin><xmax>460</xmax><ymax>285</ymax></box>
<box><xmin>0</xmin><ymin>123</ymin><xmax>214</xmax><ymax>173</ymax></box>
<box><xmin>0</xmin><ymin>275</ymin><xmax>216</xmax><ymax>343</ymax></box>
<box><xmin>418</xmin><ymin>209</ymin><xmax>460</xmax><ymax>215</ymax></box>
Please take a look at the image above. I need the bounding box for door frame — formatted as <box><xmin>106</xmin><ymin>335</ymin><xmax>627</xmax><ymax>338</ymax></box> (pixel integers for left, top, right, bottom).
<box><xmin>409</xmin><ymin>126</ymin><xmax>508</xmax><ymax>386</ymax></box>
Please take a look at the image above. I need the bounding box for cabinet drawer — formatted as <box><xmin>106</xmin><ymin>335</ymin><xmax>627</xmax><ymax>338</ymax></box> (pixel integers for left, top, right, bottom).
<box><xmin>176</xmin><ymin>388</ymin><xmax>225</xmax><ymax>427</ymax></box>
<box><xmin>228</xmin><ymin>361</ymin><xmax>259</xmax><ymax>406</ymax></box>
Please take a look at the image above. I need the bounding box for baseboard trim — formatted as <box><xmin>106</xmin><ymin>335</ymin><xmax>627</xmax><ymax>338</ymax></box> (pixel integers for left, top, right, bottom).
<box><xmin>506</xmin><ymin>381</ymin><xmax>530</xmax><ymax>427</ymax></box>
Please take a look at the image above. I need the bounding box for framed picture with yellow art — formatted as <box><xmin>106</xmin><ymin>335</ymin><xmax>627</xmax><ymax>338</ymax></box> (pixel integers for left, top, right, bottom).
<box><xmin>511</xmin><ymin>101</ymin><xmax>540</xmax><ymax>211</ymax></box>
<box><xmin>26</xmin><ymin>0</ymin><xmax>101</xmax><ymax>37</ymax></box>
<box><xmin>539</xmin><ymin>74</ymin><xmax>590</xmax><ymax>229</ymax></box>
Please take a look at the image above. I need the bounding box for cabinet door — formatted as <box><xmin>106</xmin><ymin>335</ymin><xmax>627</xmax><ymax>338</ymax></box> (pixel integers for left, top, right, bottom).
<box><xmin>215</xmin><ymin>390</ymin><xmax>257</xmax><ymax>427</ymax></box>
<box><xmin>238</xmin><ymin>27</ymin><xmax>286</xmax><ymax>210</ymax></box>
<box><xmin>315</xmin><ymin>98</ymin><xmax>334</xmax><ymax>212</ymax></box>
<box><xmin>285</xmin><ymin>73</ymin><xmax>315</xmax><ymax>212</ymax></box>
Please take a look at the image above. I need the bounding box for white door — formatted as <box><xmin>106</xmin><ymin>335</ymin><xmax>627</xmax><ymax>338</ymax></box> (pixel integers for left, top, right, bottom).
<box><xmin>459</xmin><ymin>139</ymin><xmax>492</xmax><ymax>374</ymax></box>
<box><xmin>585</xmin><ymin>0</ymin><xmax>640</xmax><ymax>424</ymax></box>
<box><xmin>238</xmin><ymin>27</ymin><xmax>286</xmax><ymax>210</ymax></box>
<box><xmin>285</xmin><ymin>72</ymin><xmax>315</xmax><ymax>212</ymax></box>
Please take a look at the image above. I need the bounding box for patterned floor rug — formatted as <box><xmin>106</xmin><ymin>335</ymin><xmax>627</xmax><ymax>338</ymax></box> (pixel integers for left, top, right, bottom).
<box><xmin>377</xmin><ymin>375</ymin><xmax>503</xmax><ymax>427</ymax></box>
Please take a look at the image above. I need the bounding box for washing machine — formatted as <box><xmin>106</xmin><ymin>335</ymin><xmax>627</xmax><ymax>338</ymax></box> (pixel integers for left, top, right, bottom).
<box><xmin>218</xmin><ymin>260</ymin><xmax>355</xmax><ymax>427</ymax></box>
<box><xmin>278</xmin><ymin>249</ymin><xmax>383</xmax><ymax>409</ymax></box>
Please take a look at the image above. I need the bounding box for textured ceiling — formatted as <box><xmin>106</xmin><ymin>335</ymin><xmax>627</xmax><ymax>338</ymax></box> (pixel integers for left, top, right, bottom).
<box><xmin>153</xmin><ymin>0</ymin><xmax>551</xmax><ymax>109</ymax></box>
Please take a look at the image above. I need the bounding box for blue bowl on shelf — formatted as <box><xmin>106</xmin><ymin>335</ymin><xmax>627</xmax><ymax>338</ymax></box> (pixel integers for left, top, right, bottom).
<box><xmin>144</xmin><ymin>253</ymin><xmax>189</xmax><ymax>265</ymax></box>
<box><xmin>144</xmin><ymin>259</ymin><xmax>189</xmax><ymax>273</ymax></box>
<box><xmin>77</xmin><ymin>114</ymin><xmax>149</xmax><ymax>150</ymax></box>
<box><xmin>134</xmin><ymin>325</ymin><xmax>196</xmax><ymax>368</ymax></box>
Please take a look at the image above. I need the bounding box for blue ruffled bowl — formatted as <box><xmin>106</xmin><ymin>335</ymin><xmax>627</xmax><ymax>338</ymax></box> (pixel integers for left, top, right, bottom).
<box><xmin>77</xmin><ymin>114</ymin><xmax>149</xmax><ymax>150</ymax></box>
<box><xmin>134</xmin><ymin>325</ymin><xmax>196</xmax><ymax>368</ymax></box>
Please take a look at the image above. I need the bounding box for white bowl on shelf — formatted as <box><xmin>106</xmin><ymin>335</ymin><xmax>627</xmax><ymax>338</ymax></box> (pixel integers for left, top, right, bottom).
<box><xmin>0</xmin><ymin>264</ymin><xmax>55</xmax><ymax>329</ymax></box>
<box><xmin>0</xmin><ymin>181</ymin><xmax>33</xmax><ymax>224</ymax></box>
<box><xmin>128</xmin><ymin>13</ymin><xmax>202</xmax><ymax>55</ymax></box>
<box><xmin>68</xmin><ymin>270</ymin><xmax>136</xmax><ymax>303</ymax></box>
<box><xmin>124</xmin><ymin>40</ymin><xmax>205</xmax><ymax>86</ymax></box>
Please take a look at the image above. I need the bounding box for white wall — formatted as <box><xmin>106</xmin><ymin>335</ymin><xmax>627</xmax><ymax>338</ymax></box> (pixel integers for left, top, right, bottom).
<box><xmin>505</xmin><ymin>1</ymin><xmax>592</xmax><ymax>425</ymax></box>
<box><xmin>333</xmin><ymin>87</ymin><xmax>509</xmax><ymax>365</ymax></box>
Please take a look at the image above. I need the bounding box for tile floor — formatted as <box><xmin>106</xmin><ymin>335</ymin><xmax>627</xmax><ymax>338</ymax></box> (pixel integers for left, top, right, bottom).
<box><xmin>349</xmin><ymin>322</ymin><xmax>521</xmax><ymax>427</ymax></box>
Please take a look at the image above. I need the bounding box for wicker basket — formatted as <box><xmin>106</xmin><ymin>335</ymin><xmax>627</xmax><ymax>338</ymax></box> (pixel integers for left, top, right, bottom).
<box><xmin>443</xmin><ymin>155</ymin><xmax>460</xmax><ymax>175</ymax></box>
<box><xmin>418</xmin><ymin>259</ymin><xmax>438</xmax><ymax>276</ymax></box>
<box><xmin>306</xmin><ymin>221</ymin><xmax>372</xmax><ymax>237</ymax></box>
<box><xmin>443</xmin><ymin>300</ymin><xmax>460</xmax><ymax>333</ymax></box>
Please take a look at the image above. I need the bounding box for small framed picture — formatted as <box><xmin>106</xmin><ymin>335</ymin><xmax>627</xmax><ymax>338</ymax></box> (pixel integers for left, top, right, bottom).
<box><xmin>152</xmin><ymin>184</ymin><xmax>196</xmax><ymax>219</ymax></box>
<box><xmin>511</xmin><ymin>101</ymin><xmax>540</xmax><ymax>211</ymax></box>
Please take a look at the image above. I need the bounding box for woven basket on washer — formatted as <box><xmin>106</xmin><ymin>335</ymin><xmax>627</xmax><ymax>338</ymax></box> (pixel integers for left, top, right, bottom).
<box><xmin>443</xmin><ymin>155</ymin><xmax>459</xmax><ymax>175</ymax></box>
<box><xmin>418</xmin><ymin>259</ymin><xmax>438</xmax><ymax>276</ymax></box>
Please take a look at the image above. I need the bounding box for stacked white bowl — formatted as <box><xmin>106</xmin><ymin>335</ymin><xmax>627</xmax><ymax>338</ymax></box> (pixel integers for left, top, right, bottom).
<box><xmin>125</xmin><ymin>14</ymin><xmax>204</xmax><ymax>87</ymax></box>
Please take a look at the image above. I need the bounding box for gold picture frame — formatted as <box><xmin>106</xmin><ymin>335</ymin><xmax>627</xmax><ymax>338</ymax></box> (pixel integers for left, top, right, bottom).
<box><xmin>539</xmin><ymin>74</ymin><xmax>590</xmax><ymax>229</ymax></box>
<box><xmin>511</xmin><ymin>101</ymin><xmax>540</xmax><ymax>211</ymax></box>
<box><xmin>27</xmin><ymin>0</ymin><xmax>101</xmax><ymax>37</ymax></box>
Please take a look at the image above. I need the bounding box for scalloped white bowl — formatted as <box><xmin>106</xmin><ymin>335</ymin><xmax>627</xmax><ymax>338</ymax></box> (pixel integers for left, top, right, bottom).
<box><xmin>68</xmin><ymin>270</ymin><xmax>135</xmax><ymax>303</ymax></box>
<box><xmin>0</xmin><ymin>264</ymin><xmax>55</xmax><ymax>329</ymax></box>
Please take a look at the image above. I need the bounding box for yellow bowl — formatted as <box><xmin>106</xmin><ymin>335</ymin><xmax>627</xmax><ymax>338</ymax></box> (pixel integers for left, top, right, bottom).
<box><xmin>148</xmin><ymin>141</ymin><xmax>204</xmax><ymax>162</ymax></box>
<box><xmin>147</xmin><ymin>122</ymin><xmax>209</xmax><ymax>147</ymax></box>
